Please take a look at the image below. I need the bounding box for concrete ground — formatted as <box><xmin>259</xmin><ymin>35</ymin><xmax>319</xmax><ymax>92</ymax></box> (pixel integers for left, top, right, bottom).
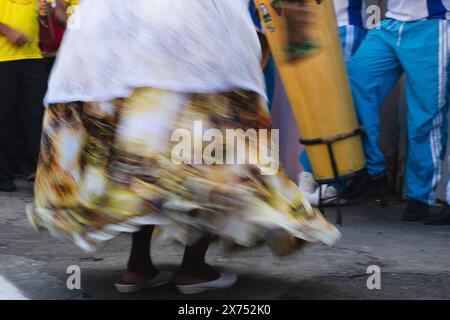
<box><xmin>1</xmin><ymin>179</ymin><xmax>450</xmax><ymax>300</ymax></box>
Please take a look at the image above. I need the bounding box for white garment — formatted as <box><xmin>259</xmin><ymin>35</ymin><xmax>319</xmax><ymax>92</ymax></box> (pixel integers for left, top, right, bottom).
<box><xmin>333</xmin><ymin>0</ymin><xmax>368</xmax><ymax>28</ymax></box>
<box><xmin>45</xmin><ymin>0</ymin><xmax>266</xmax><ymax>105</ymax></box>
<box><xmin>386</xmin><ymin>0</ymin><xmax>450</xmax><ymax>21</ymax></box>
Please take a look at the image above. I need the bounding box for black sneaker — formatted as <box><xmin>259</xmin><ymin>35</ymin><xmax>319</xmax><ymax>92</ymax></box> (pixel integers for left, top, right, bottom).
<box><xmin>402</xmin><ymin>200</ymin><xmax>429</xmax><ymax>222</ymax></box>
<box><xmin>423</xmin><ymin>206</ymin><xmax>450</xmax><ymax>225</ymax></box>
<box><xmin>342</xmin><ymin>171</ymin><xmax>388</xmax><ymax>200</ymax></box>
<box><xmin>0</xmin><ymin>180</ymin><xmax>17</xmax><ymax>192</ymax></box>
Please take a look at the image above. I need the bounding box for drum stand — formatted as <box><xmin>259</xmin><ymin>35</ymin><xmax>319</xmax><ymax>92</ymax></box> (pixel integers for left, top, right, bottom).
<box><xmin>300</xmin><ymin>127</ymin><xmax>364</xmax><ymax>226</ymax></box>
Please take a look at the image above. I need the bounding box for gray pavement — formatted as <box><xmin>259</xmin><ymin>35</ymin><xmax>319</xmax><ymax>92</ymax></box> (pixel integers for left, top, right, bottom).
<box><xmin>1</xmin><ymin>180</ymin><xmax>450</xmax><ymax>300</ymax></box>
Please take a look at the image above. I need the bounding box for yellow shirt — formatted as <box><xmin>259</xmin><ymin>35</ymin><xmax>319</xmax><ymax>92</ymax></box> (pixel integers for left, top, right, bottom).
<box><xmin>64</xmin><ymin>0</ymin><xmax>78</xmax><ymax>18</ymax></box>
<box><xmin>64</xmin><ymin>0</ymin><xmax>78</xmax><ymax>5</ymax></box>
<box><xmin>0</xmin><ymin>0</ymin><xmax>42</xmax><ymax>62</ymax></box>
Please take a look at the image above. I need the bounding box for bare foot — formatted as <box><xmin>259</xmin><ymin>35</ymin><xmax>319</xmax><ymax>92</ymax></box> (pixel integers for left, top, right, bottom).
<box><xmin>176</xmin><ymin>263</ymin><xmax>221</xmax><ymax>285</ymax></box>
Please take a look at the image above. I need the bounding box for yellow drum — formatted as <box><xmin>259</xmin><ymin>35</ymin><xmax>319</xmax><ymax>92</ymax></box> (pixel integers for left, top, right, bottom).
<box><xmin>255</xmin><ymin>0</ymin><xmax>366</xmax><ymax>182</ymax></box>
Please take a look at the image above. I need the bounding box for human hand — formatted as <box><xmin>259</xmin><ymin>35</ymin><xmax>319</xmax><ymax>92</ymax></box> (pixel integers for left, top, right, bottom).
<box><xmin>39</xmin><ymin>0</ymin><xmax>50</xmax><ymax>17</ymax></box>
<box><xmin>5</xmin><ymin>27</ymin><xmax>29</xmax><ymax>47</ymax></box>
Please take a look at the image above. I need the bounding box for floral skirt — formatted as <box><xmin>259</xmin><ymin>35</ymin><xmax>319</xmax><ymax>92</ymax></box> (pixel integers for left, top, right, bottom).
<box><xmin>27</xmin><ymin>88</ymin><xmax>340</xmax><ymax>253</ymax></box>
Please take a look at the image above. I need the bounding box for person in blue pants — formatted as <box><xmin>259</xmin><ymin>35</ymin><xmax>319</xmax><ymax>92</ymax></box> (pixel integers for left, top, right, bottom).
<box><xmin>346</xmin><ymin>0</ymin><xmax>450</xmax><ymax>223</ymax></box>
<box><xmin>298</xmin><ymin>0</ymin><xmax>368</xmax><ymax>206</ymax></box>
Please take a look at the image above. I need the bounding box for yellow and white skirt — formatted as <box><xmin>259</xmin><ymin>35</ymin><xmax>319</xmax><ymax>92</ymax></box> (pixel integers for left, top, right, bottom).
<box><xmin>27</xmin><ymin>88</ymin><xmax>340</xmax><ymax>253</ymax></box>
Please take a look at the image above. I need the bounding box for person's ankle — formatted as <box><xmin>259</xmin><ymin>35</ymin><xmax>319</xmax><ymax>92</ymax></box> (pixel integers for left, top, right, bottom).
<box><xmin>125</xmin><ymin>258</ymin><xmax>157</xmax><ymax>274</ymax></box>
<box><xmin>176</xmin><ymin>263</ymin><xmax>220</xmax><ymax>285</ymax></box>
<box><xmin>121</xmin><ymin>268</ymin><xmax>158</xmax><ymax>284</ymax></box>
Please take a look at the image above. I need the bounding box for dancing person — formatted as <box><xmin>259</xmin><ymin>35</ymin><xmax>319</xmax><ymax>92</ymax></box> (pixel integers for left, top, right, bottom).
<box><xmin>298</xmin><ymin>0</ymin><xmax>368</xmax><ymax>206</ymax></box>
<box><xmin>0</xmin><ymin>0</ymin><xmax>47</xmax><ymax>191</ymax></box>
<box><xmin>27</xmin><ymin>0</ymin><xmax>340</xmax><ymax>294</ymax></box>
<box><xmin>346</xmin><ymin>0</ymin><xmax>449</xmax><ymax>222</ymax></box>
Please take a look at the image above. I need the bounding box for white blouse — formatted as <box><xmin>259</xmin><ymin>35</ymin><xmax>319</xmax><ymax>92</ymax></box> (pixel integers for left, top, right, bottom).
<box><xmin>45</xmin><ymin>0</ymin><xmax>266</xmax><ymax>105</ymax></box>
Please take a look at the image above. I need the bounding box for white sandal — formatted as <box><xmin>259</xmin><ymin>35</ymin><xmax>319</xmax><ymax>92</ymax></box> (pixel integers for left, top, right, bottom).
<box><xmin>176</xmin><ymin>272</ymin><xmax>237</xmax><ymax>295</ymax></box>
<box><xmin>115</xmin><ymin>270</ymin><xmax>173</xmax><ymax>294</ymax></box>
